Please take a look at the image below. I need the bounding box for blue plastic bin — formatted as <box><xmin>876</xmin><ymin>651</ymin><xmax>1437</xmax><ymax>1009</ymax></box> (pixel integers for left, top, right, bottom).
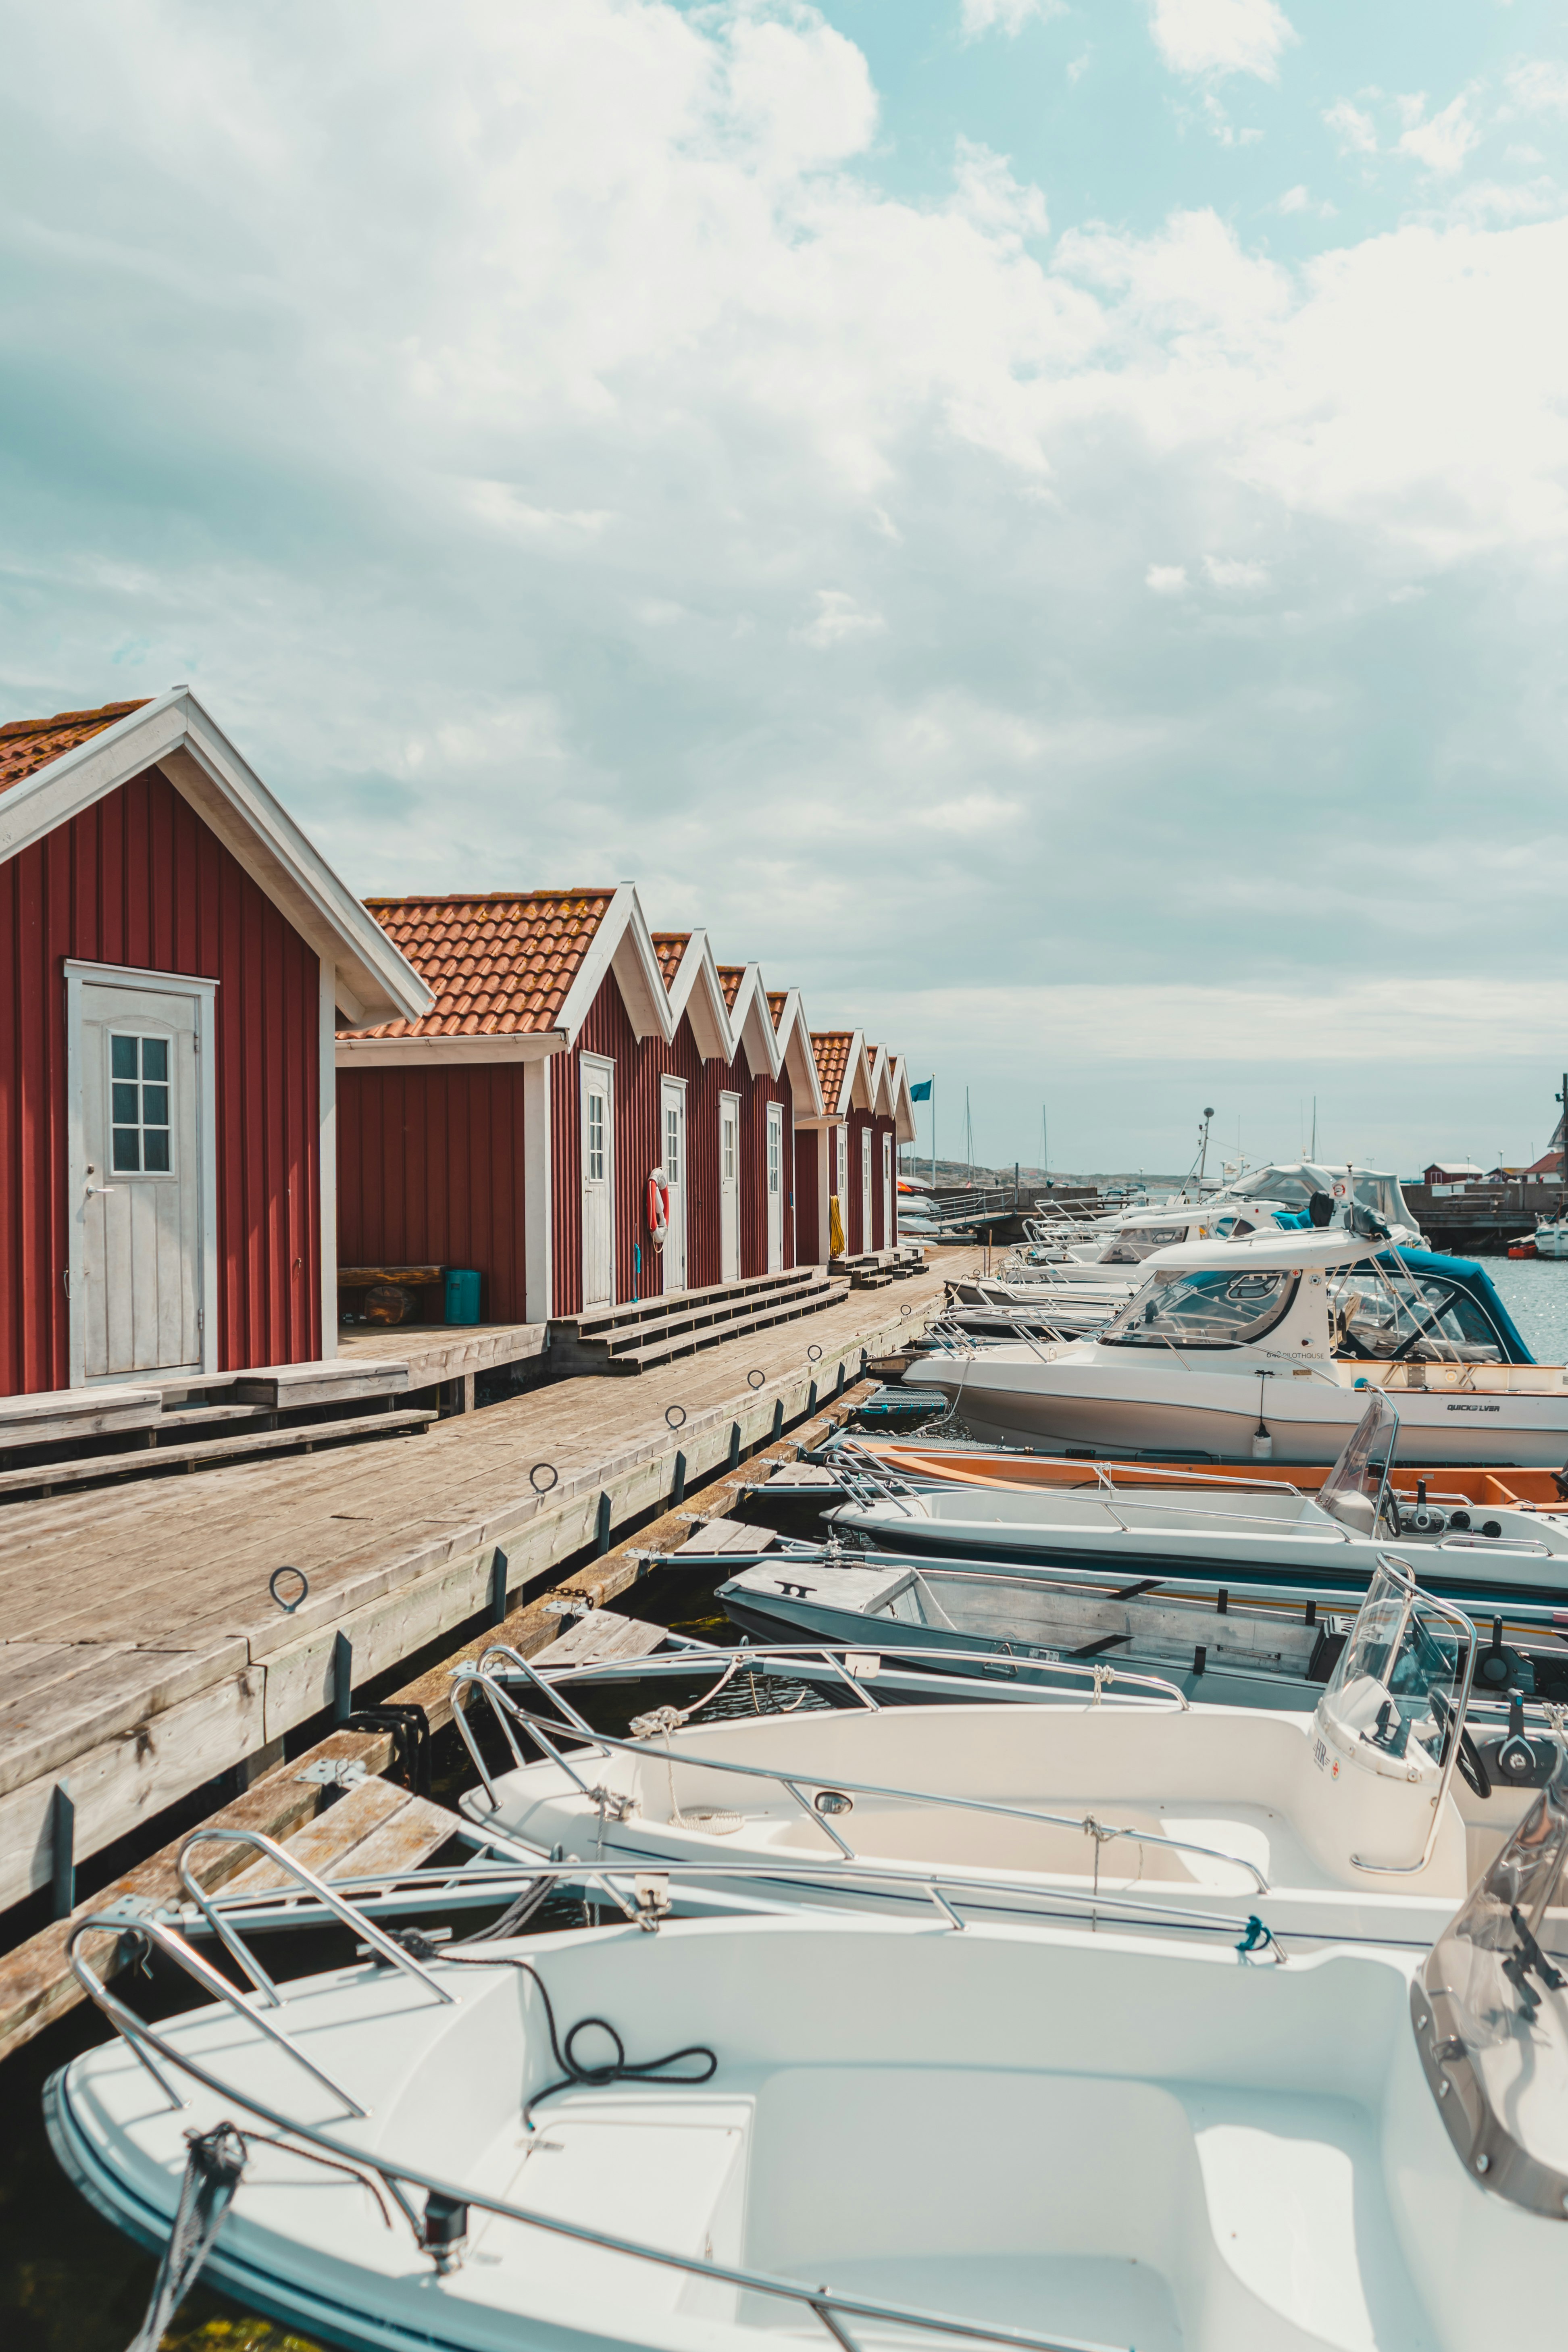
<box><xmin>444</xmin><ymin>1268</ymin><xmax>481</xmax><ymax>1325</ymax></box>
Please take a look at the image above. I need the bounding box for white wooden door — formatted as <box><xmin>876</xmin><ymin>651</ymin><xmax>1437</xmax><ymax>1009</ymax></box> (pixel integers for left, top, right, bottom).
<box><xmin>882</xmin><ymin>1132</ymin><xmax>893</xmax><ymax>1248</ymax></box>
<box><xmin>73</xmin><ymin>974</ymin><xmax>209</xmax><ymax>1380</ymax></box>
<box><xmin>860</xmin><ymin>1126</ymin><xmax>873</xmax><ymax>1256</ymax></box>
<box><xmin>719</xmin><ymin>1092</ymin><xmax>740</xmax><ymax>1282</ymax></box>
<box><xmin>580</xmin><ymin>1056</ymin><xmax>615</xmax><ymax>1309</ymax></box>
<box><xmin>766</xmin><ymin>1102</ymin><xmax>785</xmax><ymax>1272</ymax></box>
<box><xmin>660</xmin><ymin>1076</ymin><xmax>687</xmax><ymax>1292</ymax></box>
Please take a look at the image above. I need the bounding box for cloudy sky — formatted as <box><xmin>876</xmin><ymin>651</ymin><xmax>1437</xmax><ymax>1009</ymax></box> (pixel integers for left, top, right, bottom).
<box><xmin>4</xmin><ymin>0</ymin><xmax>1568</xmax><ymax>1177</ymax></box>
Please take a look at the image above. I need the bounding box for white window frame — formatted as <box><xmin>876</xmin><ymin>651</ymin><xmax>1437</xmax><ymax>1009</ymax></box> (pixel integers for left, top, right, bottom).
<box><xmin>65</xmin><ymin>958</ymin><xmax>219</xmax><ymax>1387</ymax></box>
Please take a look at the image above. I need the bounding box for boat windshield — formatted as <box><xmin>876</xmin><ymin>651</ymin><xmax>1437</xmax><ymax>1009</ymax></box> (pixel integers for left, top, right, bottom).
<box><xmin>1317</xmin><ymin>1392</ymin><xmax>1399</xmax><ymax>1535</ymax></box>
<box><xmin>1333</xmin><ymin>1270</ymin><xmax>1505</xmax><ymax>1365</ymax></box>
<box><xmin>1314</xmin><ymin>1554</ymin><xmax>1463</xmax><ymax>1785</ymax></box>
<box><xmin>1100</xmin><ymin>1268</ymin><xmax>1298</xmax><ymax>1349</ymax></box>
<box><xmin>1416</xmin><ymin>1748</ymin><xmax>1568</xmax><ymax>2214</ymax></box>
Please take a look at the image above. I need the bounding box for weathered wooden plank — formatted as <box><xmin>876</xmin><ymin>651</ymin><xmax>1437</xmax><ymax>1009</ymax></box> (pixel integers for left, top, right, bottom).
<box><xmin>0</xmin><ymin>1386</ymin><xmax>162</xmax><ymax>1446</ymax></box>
<box><xmin>327</xmin><ymin>1792</ymin><xmax>466</xmax><ymax>1881</ymax></box>
<box><xmin>0</xmin><ymin>1405</ymin><xmax>435</xmax><ymax>1499</ymax></box>
<box><xmin>0</xmin><ymin>1727</ymin><xmax>393</xmax><ymax>2061</ymax></box>
<box><xmin>0</xmin><ymin>1638</ymin><xmax>253</xmax><ymax>1798</ymax></box>
<box><xmin>0</xmin><ymin>1659</ymin><xmax>268</xmax><ymax>1909</ymax></box>
<box><xmin>219</xmin><ymin>1775</ymin><xmax>413</xmax><ymax>1895</ymax></box>
<box><xmin>528</xmin><ymin>1611</ymin><xmax>669</xmax><ymax>1669</ymax></box>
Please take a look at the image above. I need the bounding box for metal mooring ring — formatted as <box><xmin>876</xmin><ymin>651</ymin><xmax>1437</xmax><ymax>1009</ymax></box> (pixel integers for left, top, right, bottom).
<box><xmin>748</xmin><ymin>1369</ymin><xmax>766</xmax><ymax>1391</ymax></box>
<box><xmin>664</xmin><ymin>1405</ymin><xmax>687</xmax><ymax>1431</ymax></box>
<box><xmin>807</xmin><ymin>1343</ymin><xmax>823</xmax><ymax>1363</ymax></box>
<box><xmin>269</xmin><ymin>1565</ymin><xmax>309</xmax><ymax>1614</ymax></box>
<box><xmin>901</xmin><ymin>1303</ymin><xmax>913</xmax><ymax>1319</ymax></box>
<box><xmin>529</xmin><ymin>1461</ymin><xmax>559</xmax><ymax>1494</ymax></box>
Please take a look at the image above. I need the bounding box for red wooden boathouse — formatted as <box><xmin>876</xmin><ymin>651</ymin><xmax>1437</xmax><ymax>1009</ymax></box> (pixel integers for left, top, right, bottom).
<box><xmin>336</xmin><ymin>890</ymin><xmax>831</xmax><ymax>1323</ymax></box>
<box><xmin>0</xmin><ymin>691</ymin><xmax>431</xmax><ymax>1397</ymax></box>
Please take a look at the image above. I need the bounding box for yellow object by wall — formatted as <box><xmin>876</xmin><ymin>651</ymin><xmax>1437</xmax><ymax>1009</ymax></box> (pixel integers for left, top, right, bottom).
<box><xmin>829</xmin><ymin>1195</ymin><xmax>846</xmax><ymax>1257</ymax></box>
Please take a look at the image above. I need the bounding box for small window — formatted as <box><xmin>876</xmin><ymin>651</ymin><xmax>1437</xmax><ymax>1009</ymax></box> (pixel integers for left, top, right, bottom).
<box><xmin>768</xmin><ymin>1116</ymin><xmax>781</xmax><ymax>1193</ymax></box>
<box><xmin>109</xmin><ymin>1034</ymin><xmax>172</xmax><ymax>1174</ymax></box>
<box><xmin>587</xmin><ymin>1092</ymin><xmax>605</xmax><ymax>1182</ymax></box>
<box><xmin>664</xmin><ymin>1104</ymin><xmax>681</xmax><ymax>1186</ymax></box>
<box><xmin>723</xmin><ymin>1113</ymin><xmax>736</xmax><ymax>1182</ymax></box>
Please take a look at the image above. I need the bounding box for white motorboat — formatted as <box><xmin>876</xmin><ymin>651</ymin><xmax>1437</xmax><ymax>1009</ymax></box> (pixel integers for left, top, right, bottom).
<box><xmin>831</xmin><ymin>1392</ymin><xmax>1568</xmax><ymax>1599</ymax></box>
<box><xmin>906</xmin><ymin>1227</ymin><xmax>1568</xmax><ymax>1465</ymax></box>
<box><xmin>47</xmin><ymin>1766</ymin><xmax>1568</xmax><ymax>2352</ymax></box>
<box><xmin>454</xmin><ymin>1559</ymin><xmax>1554</xmax><ymax>1951</ymax></box>
<box><xmin>1535</xmin><ymin>1215</ymin><xmax>1568</xmax><ymax>1260</ymax></box>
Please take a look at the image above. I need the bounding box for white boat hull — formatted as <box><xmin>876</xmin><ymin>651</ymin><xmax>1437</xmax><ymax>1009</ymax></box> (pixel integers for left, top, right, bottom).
<box><xmin>907</xmin><ymin>1352</ymin><xmax>1568</xmax><ymax>1466</ymax></box>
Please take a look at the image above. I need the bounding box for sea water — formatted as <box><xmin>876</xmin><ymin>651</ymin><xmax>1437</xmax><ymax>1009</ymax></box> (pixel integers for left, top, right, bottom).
<box><xmin>1484</xmin><ymin>1257</ymin><xmax>1568</xmax><ymax>1365</ymax></box>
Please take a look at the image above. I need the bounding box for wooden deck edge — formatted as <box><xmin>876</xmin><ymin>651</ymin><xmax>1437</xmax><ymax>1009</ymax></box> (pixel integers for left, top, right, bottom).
<box><xmin>0</xmin><ymin>1381</ymin><xmax>867</xmax><ymax>2069</ymax></box>
<box><xmin>0</xmin><ymin>1289</ymin><xmax>944</xmax><ymax>1913</ymax></box>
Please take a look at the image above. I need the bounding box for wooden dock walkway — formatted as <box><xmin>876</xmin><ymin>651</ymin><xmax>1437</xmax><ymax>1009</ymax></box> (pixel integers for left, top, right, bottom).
<box><xmin>0</xmin><ymin>1256</ymin><xmax>966</xmax><ymax>1913</ymax></box>
<box><xmin>0</xmin><ymin>1374</ymin><xmax>884</xmax><ymax>2063</ymax></box>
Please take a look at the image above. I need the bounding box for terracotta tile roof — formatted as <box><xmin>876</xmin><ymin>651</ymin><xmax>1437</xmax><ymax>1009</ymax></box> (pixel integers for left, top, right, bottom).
<box><xmin>716</xmin><ymin>965</ymin><xmax>745</xmax><ymax>1010</ymax></box>
<box><xmin>348</xmin><ymin>889</ymin><xmax>614</xmax><ymax>1037</ymax></box>
<box><xmin>0</xmin><ymin>699</ymin><xmax>151</xmax><ymax>796</ymax></box>
<box><xmin>812</xmin><ymin>1030</ymin><xmax>854</xmax><ymax>1107</ymax></box>
<box><xmin>650</xmin><ymin>932</ymin><xmax>690</xmax><ymax>989</ymax></box>
<box><xmin>766</xmin><ymin>990</ymin><xmax>788</xmax><ymax>1029</ymax></box>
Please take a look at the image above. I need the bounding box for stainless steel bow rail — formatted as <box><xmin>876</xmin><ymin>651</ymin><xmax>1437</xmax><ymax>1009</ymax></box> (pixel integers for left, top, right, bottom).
<box><xmin>62</xmin><ymin>1848</ymin><xmax>1301</xmax><ymax>2352</ymax></box>
<box><xmin>450</xmin><ymin>1648</ymin><xmax>1278</xmax><ymax>1892</ymax></box>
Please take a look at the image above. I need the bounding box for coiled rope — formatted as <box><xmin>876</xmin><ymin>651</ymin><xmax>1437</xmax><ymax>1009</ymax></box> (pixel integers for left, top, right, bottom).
<box><xmin>390</xmin><ymin>1929</ymin><xmax>717</xmax><ymax>2126</ymax></box>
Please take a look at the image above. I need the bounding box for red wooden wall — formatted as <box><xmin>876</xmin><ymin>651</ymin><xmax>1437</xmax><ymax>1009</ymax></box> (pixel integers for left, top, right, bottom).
<box><xmin>550</xmin><ymin>973</ymin><xmax>793</xmax><ymax>1314</ymax></box>
<box><xmin>337</xmin><ymin>1065</ymin><xmax>529</xmax><ymax>1322</ymax></box>
<box><xmin>0</xmin><ymin>766</ymin><xmax>321</xmax><ymax>1393</ymax></box>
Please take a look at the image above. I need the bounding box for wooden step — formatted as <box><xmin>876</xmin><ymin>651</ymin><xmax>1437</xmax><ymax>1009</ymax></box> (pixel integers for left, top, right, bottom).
<box><xmin>548</xmin><ymin>1268</ymin><xmax>838</xmax><ymax>1375</ymax></box>
<box><xmin>595</xmin><ymin>1270</ymin><xmax>828</xmax><ymax>1357</ymax></box>
<box><xmin>0</xmin><ymin>1405</ymin><xmax>436</xmax><ymax>1502</ymax></box>
<box><xmin>563</xmin><ymin>1278</ymin><xmax>847</xmax><ymax>1376</ymax></box>
<box><xmin>555</xmin><ymin>1264</ymin><xmax>823</xmax><ymax>1347</ymax></box>
<box><xmin>220</xmin><ymin>1775</ymin><xmax>463</xmax><ymax>1897</ymax></box>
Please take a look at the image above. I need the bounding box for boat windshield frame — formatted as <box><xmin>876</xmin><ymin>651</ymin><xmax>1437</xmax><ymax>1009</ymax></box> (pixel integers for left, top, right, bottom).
<box><xmin>1099</xmin><ymin>1267</ymin><xmax>1300</xmax><ymax>1351</ymax></box>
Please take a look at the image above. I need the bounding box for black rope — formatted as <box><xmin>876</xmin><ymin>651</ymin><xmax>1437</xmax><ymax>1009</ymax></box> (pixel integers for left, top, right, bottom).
<box><xmin>388</xmin><ymin>1930</ymin><xmax>717</xmax><ymax>2126</ymax></box>
<box><xmin>125</xmin><ymin>2121</ymin><xmax>247</xmax><ymax>2352</ymax></box>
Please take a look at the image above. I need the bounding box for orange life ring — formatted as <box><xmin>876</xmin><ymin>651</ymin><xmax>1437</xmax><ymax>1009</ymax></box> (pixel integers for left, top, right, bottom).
<box><xmin>647</xmin><ymin>1171</ymin><xmax>668</xmax><ymax>1247</ymax></box>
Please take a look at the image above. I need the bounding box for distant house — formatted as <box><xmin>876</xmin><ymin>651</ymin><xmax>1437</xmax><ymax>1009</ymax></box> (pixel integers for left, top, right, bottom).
<box><xmin>1422</xmin><ymin>1161</ymin><xmax>1485</xmax><ymax>1194</ymax></box>
<box><xmin>0</xmin><ymin>691</ymin><xmax>430</xmax><ymax>1397</ymax></box>
<box><xmin>1523</xmin><ymin>1150</ymin><xmax>1564</xmax><ymax>1184</ymax></box>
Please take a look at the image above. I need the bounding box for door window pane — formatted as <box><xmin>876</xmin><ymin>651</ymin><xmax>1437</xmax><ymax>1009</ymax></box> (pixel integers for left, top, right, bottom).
<box><xmin>768</xmin><ymin>1116</ymin><xmax>780</xmax><ymax>1192</ymax></box>
<box><xmin>107</xmin><ymin>1034</ymin><xmax>173</xmax><ymax>1177</ymax></box>
<box><xmin>665</xmin><ymin>1104</ymin><xmax>680</xmax><ymax>1184</ymax></box>
<box><xmin>587</xmin><ymin>1093</ymin><xmax>605</xmax><ymax>1182</ymax></box>
<box><xmin>723</xmin><ymin>1116</ymin><xmax>735</xmax><ymax>1182</ymax></box>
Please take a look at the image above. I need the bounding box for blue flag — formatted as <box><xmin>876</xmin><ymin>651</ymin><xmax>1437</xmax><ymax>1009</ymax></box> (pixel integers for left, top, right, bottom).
<box><xmin>909</xmin><ymin>1078</ymin><xmax>932</xmax><ymax>1102</ymax></box>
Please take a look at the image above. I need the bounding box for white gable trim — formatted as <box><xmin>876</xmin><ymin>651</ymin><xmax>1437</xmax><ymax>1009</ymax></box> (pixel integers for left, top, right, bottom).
<box><xmin>554</xmin><ymin>885</ymin><xmax>674</xmax><ymax>1047</ymax></box>
<box><xmin>662</xmin><ymin>931</ymin><xmax>733</xmax><ymax>1062</ymax></box>
<box><xmin>0</xmin><ymin>690</ymin><xmax>431</xmax><ymax>1029</ymax></box>
<box><xmin>727</xmin><ymin>966</ymin><xmax>781</xmax><ymax>1080</ymax></box>
<box><xmin>770</xmin><ymin>989</ymin><xmax>825</xmax><ymax>1118</ymax></box>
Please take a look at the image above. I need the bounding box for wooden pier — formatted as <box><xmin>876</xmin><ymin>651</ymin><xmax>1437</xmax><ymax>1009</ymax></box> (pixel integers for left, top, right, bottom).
<box><xmin>0</xmin><ymin>1363</ymin><xmax>889</xmax><ymax>2065</ymax></box>
<box><xmin>0</xmin><ymin>1255</ymin><xmax>965</xmax><ymax>1919</ymax></box>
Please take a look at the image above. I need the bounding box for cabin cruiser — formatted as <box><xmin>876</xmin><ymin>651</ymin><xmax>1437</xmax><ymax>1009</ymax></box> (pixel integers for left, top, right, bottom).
<box><xmin>906</xmin><ymin>1226</ymin><xmax>1566</xmax><ymax>1465</ymax></box>
<box><xmin>455</xmin><ymin>1559</ymin><xmax>1557</xmax><ymax>1951</ymax></box>
<box><xmin>831</xmin><ymin>1393</ymin><xmax>1568</xmax><ymax>1598</ymax></box>
<box><xmin>47</xmin><ymin>1753</ymin><xmax>1568</xmax><ymax>2352</ymax></box>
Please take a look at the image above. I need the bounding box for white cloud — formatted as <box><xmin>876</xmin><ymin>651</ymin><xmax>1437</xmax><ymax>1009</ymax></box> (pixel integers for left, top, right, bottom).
<box><xmin>796</xmin><ymin>590</ymin><xmax>886</xmax><ymax>647</ymax></box>
<box><xmin>1324</xmin><ymin>98</ymin><xmax>1378</xmax><ymax>154</ymax></box>
<box><xmin>1206</xmin><ymin>556</ymin><xmax>1268</xmax><ymax>587</ymax></box>
<box><xmin>1398</xmin><ymin>91</ymin><xmax>1481</xmax><ymax>176</ymax></box>
<box><xmin>1505</xmin><ymin>62</ymin><xmax>1568</xmax><ymax>116</ymax></box>
<box><xmin>1146</xmin><ymin>564</ymin><xmax>1190</xmax><ymax>594</ymax></box>
<box><xmin>948</xmin><ymin>137</ymin><xmax>1048</xmax><ymax>244</ymax></box>
<box><xmin>1148</xmin><ymin>0</ymin><xmax>1296</xmax><ymax>82</ymax></box>
<box><xmin>960</xmin><ymin>0</ymin><xmax>1063</xmax><ymax>34</ymax></box>
<box><xmin>1278</xmin><ymin>184</ymin><xmax>1310</xmax><ymax>212</ymax></box>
